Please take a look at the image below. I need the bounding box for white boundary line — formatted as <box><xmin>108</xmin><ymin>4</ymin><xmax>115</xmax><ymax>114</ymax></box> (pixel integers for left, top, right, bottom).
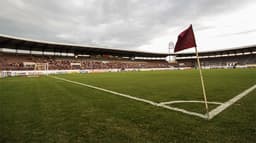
<box><xmin>51</xmin><ymin>76</ymin><xmax>158</xmax><ymax>105</ymax></box>
<box><xmin>208</xmin><ymin>84</ymin><xmax>256</xmax><ymax>120</ymax></box>
<box><xmin>158</xmin><ymin>104</ymin><xmax>207</xmax><ymax>119</ymax></box>
<box><xmin>50</xmin><ymin>76</ymin><xmax>256</xmax><ymax>120</ymax></box>
<box><xmin>159</xmin><ymin>100</ymin><xmax>222</xmax><ymax>105</ymax></box>
<box><xmin>50</xmin><ymin>76</ymin><xmax>208</xmax><ymax>119</ymax></box>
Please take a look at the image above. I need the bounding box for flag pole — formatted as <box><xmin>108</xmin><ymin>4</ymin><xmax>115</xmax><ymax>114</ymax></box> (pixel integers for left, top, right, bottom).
<box><xmin>195</xmin><ymin>46</ymin><xmax>209</xmax><ymax>118</ymax></box>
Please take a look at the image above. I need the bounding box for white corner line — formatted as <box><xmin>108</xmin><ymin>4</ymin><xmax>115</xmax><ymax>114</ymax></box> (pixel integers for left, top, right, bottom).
<box><xmin>208</xmin><ymin>84</ymin><xmax>256</xmax><ymax>120</ymax></box>
<box><xmin>159</xmin><ymin>100</ymin><xmax>223</xmax><ymax>105</ymax></box>
<box><xmin>158</xmin><ymin>104</ymin><xmax>208</xmax><ymax>119</ymax></box>
<box><xmin>50</xmin><ymin>76</ymin><xmax>207</xmax><ymax>119</ymax></box>
<box><xmin>51</xmin><ymin>76</ymin><xmax>157</xmax><ymax>106</ymax></box>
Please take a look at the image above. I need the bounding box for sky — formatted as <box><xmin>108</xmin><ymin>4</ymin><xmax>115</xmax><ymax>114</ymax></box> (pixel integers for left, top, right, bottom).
<box><xmin>1</xmin><ymin>0</ymin><xmax>256</xmax><ymax>54</ymax></box>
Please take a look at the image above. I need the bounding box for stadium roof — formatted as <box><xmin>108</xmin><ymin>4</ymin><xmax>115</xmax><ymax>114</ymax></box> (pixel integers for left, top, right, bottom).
<box><xmin>0</xmin><ymin>34</ymin><xmax>169</xmax><ymax>58</ymax></box>
<box><xmin>173</xmin><ymin>45</ymin><xmax>256</xmax><ymax>57</ymax></box>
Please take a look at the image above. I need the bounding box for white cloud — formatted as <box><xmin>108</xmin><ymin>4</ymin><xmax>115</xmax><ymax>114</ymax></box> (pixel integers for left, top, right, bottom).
<box><xmin>140</xmin><ymin>2</ymin><xmax>256</xmax><ymax>53</ymax></box>
<box><xmin>0</xmin><ymin>0</ymin><xmax>256</xmax><ymax>53</ymax></box>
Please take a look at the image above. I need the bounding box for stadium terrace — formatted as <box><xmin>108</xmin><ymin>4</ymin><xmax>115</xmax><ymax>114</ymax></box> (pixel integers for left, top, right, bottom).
<box><xmin>0</xmin><ymin>34</ymin><xmax>256</xmax><ymax>74</ymax></box>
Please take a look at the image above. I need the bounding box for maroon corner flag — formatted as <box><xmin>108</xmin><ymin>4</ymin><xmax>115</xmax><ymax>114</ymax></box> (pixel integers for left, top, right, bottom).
<box><xmin>174</xmin><ymin>24</ymin><xmax>196</xmax><ymax>53</ymax></box>
<box><xmin>174</xmin><ymin>24</ymin><xmax>210</xmax><ymax>118</ymax></box>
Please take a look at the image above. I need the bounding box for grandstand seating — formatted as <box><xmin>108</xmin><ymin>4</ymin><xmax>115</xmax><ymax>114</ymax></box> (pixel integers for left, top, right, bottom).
<box><xmin>177</xmin><ymin>54</ymin><xmax>256</xmax><ymax>68</ymax></box>
<box><xmin>0</xmin><ymin>53</ymin><xmax>171</xmax><ymax>70</ymax></box>
<box><xmin>1</xmin><ymin>52</ymin><xmax>255</xmax><ymax>71</ymax></box>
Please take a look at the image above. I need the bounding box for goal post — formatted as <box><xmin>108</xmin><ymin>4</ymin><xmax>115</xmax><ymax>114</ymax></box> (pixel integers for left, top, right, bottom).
<box><xmin>34</xmin><ymin>63</ymin><xmax>48</xmax><ymax>70</ymax></box>
<box><xmin>27</xmin><ymin>63</ymin><xmax>49</xmax><ymax>77</ymax></box>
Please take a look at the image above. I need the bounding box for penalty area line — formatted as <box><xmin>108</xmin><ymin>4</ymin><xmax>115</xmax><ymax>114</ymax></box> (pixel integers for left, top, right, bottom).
<box><xmin>50</xmin><ymin>76</ymin><xmax>208</xmax><ymax>119</ymax></box>
<box><xmin>209</xmin><ymin>84</ymin><xmax>256</xmax><ymax>120</ymax></box>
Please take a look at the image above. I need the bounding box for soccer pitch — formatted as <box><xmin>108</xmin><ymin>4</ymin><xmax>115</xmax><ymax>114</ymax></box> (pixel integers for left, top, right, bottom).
<box><xmin>0</xmin><ymin>69</ymin><xmax>256</xmax><ymax>142</ymax></box>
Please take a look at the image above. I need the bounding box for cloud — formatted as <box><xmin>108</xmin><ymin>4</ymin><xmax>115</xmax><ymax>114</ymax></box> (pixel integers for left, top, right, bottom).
<box><xmin>0</xmin><ymin>0</ymin><xmax>255</xmax><ymax>52</ymax></box>
<box><xmin>217</xmin><ymin>29</ymin><xmax>256</xmax><ymax>37</ymax></box>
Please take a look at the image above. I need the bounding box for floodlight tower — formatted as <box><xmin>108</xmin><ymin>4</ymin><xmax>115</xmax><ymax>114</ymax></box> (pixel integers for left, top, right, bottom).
<box><xmin>168</xmin><ymin>41</ymin><xmax>174</xmax><ymax>63</ymax></box>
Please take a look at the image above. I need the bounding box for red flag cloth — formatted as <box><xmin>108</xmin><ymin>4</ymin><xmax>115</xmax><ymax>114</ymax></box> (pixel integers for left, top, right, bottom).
<box><xmin>174</xmin><ymin>24</ymin><xmax>197</xmax><ymax>52</ymax></box>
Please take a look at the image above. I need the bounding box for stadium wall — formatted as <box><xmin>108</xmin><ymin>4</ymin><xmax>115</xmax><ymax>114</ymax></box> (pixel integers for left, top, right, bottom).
<box><xmin>0</xmin><ymin>68</ymin><xmax>177</xmax><ymax>78</ymax></box>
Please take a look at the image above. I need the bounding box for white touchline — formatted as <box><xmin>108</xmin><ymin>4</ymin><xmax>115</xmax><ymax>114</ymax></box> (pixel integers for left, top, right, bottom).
<box><xmin>50</xmin><ymin>76</ymin><xmax>208</xmax><ymax>119</ymax></box>
<box><xmin>50</xmin><ymin>76</ymin><xmax>256</xmax><ymax>120</ymax></box>
<box><xmin>208</xmin><ymin>84</ymin><xmax>256</xmax><ymax>120</ymax></box>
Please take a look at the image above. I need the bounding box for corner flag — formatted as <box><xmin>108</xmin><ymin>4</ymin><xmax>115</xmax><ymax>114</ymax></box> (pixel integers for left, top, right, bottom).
<box><xmin>174</xmin><ymin>24</ymin><xmax>196</xmax><ymax>53</ymax></box>
<box><xmin>174</xmin><ymin>24</ymin><xmax>210</xmax><ymax>119</ymax></box>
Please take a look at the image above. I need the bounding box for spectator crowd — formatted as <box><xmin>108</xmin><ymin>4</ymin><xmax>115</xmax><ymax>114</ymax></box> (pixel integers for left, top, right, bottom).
<box><xmin>0</xmin><ymin>53</ymin><xmax>171</xmax><ymax>70</ymax></box>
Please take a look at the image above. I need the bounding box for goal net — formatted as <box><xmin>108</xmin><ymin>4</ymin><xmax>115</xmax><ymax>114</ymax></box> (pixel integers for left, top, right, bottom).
<box><xmin>25</xmin><ymin>62</ymin><xmax>49</xmax><ymax>77</ymax></box>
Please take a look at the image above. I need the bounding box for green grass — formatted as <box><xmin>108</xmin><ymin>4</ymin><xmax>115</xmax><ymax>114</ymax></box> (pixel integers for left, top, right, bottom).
<box><xmin>0</xmin><ymin>68</ymin><xmax>256</xmax><ymax>142</ymax></box>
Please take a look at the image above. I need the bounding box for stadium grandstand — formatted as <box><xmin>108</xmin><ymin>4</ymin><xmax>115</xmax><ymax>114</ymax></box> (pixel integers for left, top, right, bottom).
<box><xmin>0</xmin><ymin>34</ymin><xmax>173</xmax><ymax>75</ymax></box>
<box><xmin>0</xmin><ymin>34</ymin><xmax>256</xmax><ymax>77</ymax></box>
<box><xmin>173</xmin><ymin>46</ymin><xmax>256</xmax><ymax>69</ymax></box>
